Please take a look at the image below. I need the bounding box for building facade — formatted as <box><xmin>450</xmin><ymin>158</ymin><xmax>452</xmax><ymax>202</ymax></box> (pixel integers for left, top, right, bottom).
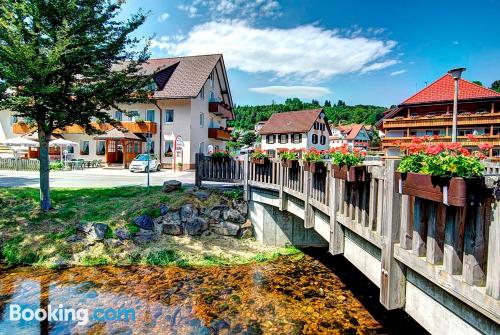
<box><xmin>0</xmin><ymin>54</ymin><xmax>234</xmax><ymax>169</ymax></box>
<box><xmin>377</xmin><ymin>73</ymin><xmax>500</xmax><ymax>158</ymax></box>
<box><xmin>329</xmin><ymin>124</ymin><xmax>371</xmax><ymax>150</ymax></box>
<box><xmin>259</xmin><ymin>109</ymin><xmax>331</xmax><ymax>156</ymax></box>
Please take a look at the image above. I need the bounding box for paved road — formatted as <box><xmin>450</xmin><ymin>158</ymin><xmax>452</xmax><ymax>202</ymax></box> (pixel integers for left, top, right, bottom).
<box><xmin>0</xmin><ymin>168</ymin><xmax>197</xmax><ymax>188</ymax></box>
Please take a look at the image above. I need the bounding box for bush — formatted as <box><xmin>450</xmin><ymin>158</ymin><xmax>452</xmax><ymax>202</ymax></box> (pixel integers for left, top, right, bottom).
<box><xmin>278</xmin><ymin>149</ymin><xmax>299</xmax><ymax>161</ymax></box>
<box><xmin>302</xmin><ymin>148</ymin><xmax>324</xmax><ymax>163</ymax></box>
<box><xmin>49</xmin><ymin>162</ymin><xmax>64</xmax><ymax>170</ymax></box>
<box><xmin>251</xmin><ymin>149</ymin><xmax>268</xmax><ymax>160</ymax></box>
<box><xmin>81</xmin><ymin>255</ymin><xmax>109</xmax><ymax>266</ymax></box>
<box><xmin>328</xmin><ymin>145</ymin><xmax>366</xmax><ymax>168</ymax></box>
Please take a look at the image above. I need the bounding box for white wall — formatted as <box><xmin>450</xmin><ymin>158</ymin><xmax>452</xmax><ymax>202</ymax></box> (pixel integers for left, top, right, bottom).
<box><xmin>0</xmin><ymin>110</ymin><xmax>18</xmax><ymax>141</ymax></box>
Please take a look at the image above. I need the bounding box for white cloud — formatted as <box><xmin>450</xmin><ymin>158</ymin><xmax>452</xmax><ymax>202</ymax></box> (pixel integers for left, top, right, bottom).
<box><xmin>390</xmin><ymin>69</ymin><xmax>407</xmax><ymax>76</ymax></box>
<box><xmin>152</xmin><ymin>21</ymin><xmax>398</xmax><ymax>82</ymax></box>
<box><xmin>158</xmin><ymin>12</ymin><xmax>170</xmax><ymax>22</ymax></box>
<box><xmin>249</xmin><ymin>86</ymin><xmax>331</xmax><ymax>99</ymax></box>
<box><xmin>178</xmin><ymin>0</ymin><xmax>281</xmax><ymax>20</ymax></box>
<box><xmin>452</xmin><ymin>41</ymin><xmax>459</xmax><ymax>45</ymax></box>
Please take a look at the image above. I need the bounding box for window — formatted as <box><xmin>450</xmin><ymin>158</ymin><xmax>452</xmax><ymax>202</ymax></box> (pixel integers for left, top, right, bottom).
<box><xmin>200</xmin><ymin>87</ymin><xmax>204</xmax><ymax>100</ymax></box>
<box><xmin>458</xmin><ymin>129</ymin><xmax>473</xmax><ymax>136</ymax></box>
<box><xmin>146</xmin><ymin>110</ymin><xmax>155</xmax><ymax>122</ymax></box>
<box><xmin>279</xmin><ymin>134</ymin><xmax>288</xmax><ymax>144</ymax></box>
<box><xmin>164</xmin><ymin>140</ymin><xmax>173</xmax><ymax>157</ymax></box>
<box><xmin>209</xmin><ymin>71</ymin><xmax>214</xmax><ymax>88</ymax></box>
<box><xmin>115</xmin><ymin>111</ymin><xmax>123</xmax><ymax>121</ymax></box>
<box><xmin>292</xmin><ymin>134</ymin><xmax>302</xmax><ymax>144</ymax></box>
<box><xmin>96</xmin><ymin>141</ymin><xmax>105</xmax><ymax>155</ymax></box>
<box><xmin>128</xmin><ymin>111</ymin><xmax>140</xmax><ymax>121</ymax></box>
<box><xmin>134</xmin><ymin>142</ymin><xmax>140</xmax><ymax>153</ymax></box>
<box><xmin>493</xmin><ymin>149</ymin><xmax>499</xmax><ymax>157</ymax></box>
<box><xmin>165</xmin><ymin>109</ymin><xmax>174</xmax><ymax>123</ymax></box>
<box><xmin>313</xmin><ymin>122</ymin><xmax>319</xmax><ymax>130</ymax></box>
<box><xmin>108</xmin><ymin>141</ymin><xmax>116</xmax><ymax>153</ymax></box>
<box><xmin>148</xmin><ymin>140</ymin><xmax>155</xmax><ymax>154</ymax></box>
<box><xmin>80</xmin><ymin>141</ymin><xmax>89</xmax><ymax>155</ymax></box>
<box><xmin>320</xmin><ymin>124</ymin><xmax>325</xmax><ymax>131</ymax></box>
<box><xmin>267</xmin><ymin>149</ymin><xmax>276</xmax><ymax>158</ymax></box>
<box><xmin>266</xmin><ymin>135</ymin><xmax>275</xmax><ymax>144</ymax></box>
<box><xmin>494</xmin><ymin>127</ymin><xmax>500</xmax><ymax>135</ymax></box>
<box><xmin>10</xmin><ymin>115</ymin><xmax>18</xmax><ymax>125</ymax></box>
<box><xmin>320</xmin><ymin>135</ymin><xmax>326</xmax><ymax>145</ymax></box>
<box><xmin>312</xmin><ymin>134</ymin><xmax>318</xmax><ymax>144</ymax></box>
<box><xmin>200</xmin><ymin>112</ymin><xmax>205</xmax><ymax>128</ymax></box>
<box><xmin>67</xmin><ymin>145</ymin><xmax>74</xmax><ymax>154</ymax></box>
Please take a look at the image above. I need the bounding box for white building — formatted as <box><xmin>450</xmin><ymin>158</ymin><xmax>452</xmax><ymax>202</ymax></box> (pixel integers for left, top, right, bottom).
<box><xmin>329</xmin><ymin>124</ymin><xmax>371</xmax><ymax>150</ymax></box>
<box><xmin>0</xmin><ymin>54</ymin><xmax>234</xmax><ymax>169</ymax></box>
<box><xmin>259</xmin><ymin>109</ymin><xmax>331</xmax><ymax>156</ymax></box>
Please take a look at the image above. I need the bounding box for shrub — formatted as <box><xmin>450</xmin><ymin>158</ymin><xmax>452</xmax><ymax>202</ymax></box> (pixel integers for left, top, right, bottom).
<box><xmin>81</xmin><ymin>255</ymin><xmax>109</xmax><ymax>266</ymax></box>
<box><xmin>49</xmin><ymin>162</ymin><xmax>64</xmax><ymax>170</ymax></box>
<box><xmin>126</xmin><ymin>223</ymin><xmax>140</xmax><ymax>235</ymax></box>
<box><xmin>145</xmin><ymin>249</ymin><xmax>180</xmax><ymax>266</ymax></box>
<box><xmin>278</xmin><ymin>149</ymin><xmax>299</xmax><ymax>161</ymax></box>
<box><xmin>397</xmin><ymin>136</ymin><xmax>488</xmax><ymax>178</ymax></box>
<box><xmin>251</xmin><ymin>149</ymin><xmax>268</xmax><ymax>160</ymax></box>
<box><xmin>211</xmin><ymin>151</ymin><xmax>231</xmax><ymax>159</ymax></box>
<box><xmin>328</xmin><ymin>144</ymin><xmax>366</xmax><ymax>168</ymax></box>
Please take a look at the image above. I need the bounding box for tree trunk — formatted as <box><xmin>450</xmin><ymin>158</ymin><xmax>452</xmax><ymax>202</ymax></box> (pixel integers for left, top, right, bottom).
<box><xmin>38</xmin><ymin>130</ymin><xmax>51</xmax><ymax>211</ymax></box>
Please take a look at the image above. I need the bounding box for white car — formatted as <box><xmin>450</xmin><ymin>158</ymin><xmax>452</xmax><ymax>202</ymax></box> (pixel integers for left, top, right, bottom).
<box><xmin>129</xmin><ymin>154</ymin><xmax>161</xmax><ymax>172</ymax></box>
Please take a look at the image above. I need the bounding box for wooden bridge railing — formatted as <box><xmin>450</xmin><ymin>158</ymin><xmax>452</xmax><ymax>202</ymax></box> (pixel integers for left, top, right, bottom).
<box><xmin>195</xmin><ymin>154</ymin><xmax>500</xmax><ymax>322</ymax></box>
<box><xmin>195</xmin><ymin>154</ymin><xmax>245</xmax><ymax>185</ymax></box>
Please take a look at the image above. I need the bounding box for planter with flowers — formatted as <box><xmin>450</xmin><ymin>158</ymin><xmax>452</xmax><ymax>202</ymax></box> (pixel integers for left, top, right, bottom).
<box><xmin>328</xmin><ymin>145</ymin><xmax>367</xmax><ymax>182</ymax></box>
<box><xmin>251</xmin><ymin>149</ymin><xmax>269</xmax><ymax>165</ymax></box>
<box><xmin>211</xmin><ymin>151</ymin><xmax>231</xmax><ymax>163</ymax></box>
<box><xmin>396</xmin><ymin>136</ymin><xmax>489</xmax><ymax>207</ymax></box>
<box><xmin>278</xmin><ymin>149</ymin><xmax>299</xmax><ymax>169</ymax></box>
<box><xmin>303</xmin><ymin>148</ymin><xmax>326</xmax><ymax>174</ymax></box>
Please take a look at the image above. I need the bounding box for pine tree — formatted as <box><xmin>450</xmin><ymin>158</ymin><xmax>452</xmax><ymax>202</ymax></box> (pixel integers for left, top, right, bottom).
<box><xmin>0</xmin><ymin>0</ymin><xmax>150</xmax><ymax>210</ymax></box>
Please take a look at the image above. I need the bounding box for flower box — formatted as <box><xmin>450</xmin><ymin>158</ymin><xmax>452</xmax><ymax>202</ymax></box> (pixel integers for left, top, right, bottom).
<box><xmin>304</xmin><ymin>161</ymin><xmax>325</xmax><ymax>174</ymax></box>
<box><xmin>252</xmin><ymin>157</ymin><xmax>268</xmax><ymax>165</ymax></box>
<box><xmin>283</xmin><ymin>159</ymin><xmax>299</xmax><ymax>169</ymax></box>
<box><xmin>332</xmin><ymin>165</ymin><xmax>366</xmax><ymax>182</ymax></box>
<box><xmin>211</xmin><ymin>156</ymin><xmax>230</xmax><ymax>163</ymax></box>
<box><xmin>395</xmin><ymin>172</ymin><xmax>483</xmax><ymax>207</ymax></box>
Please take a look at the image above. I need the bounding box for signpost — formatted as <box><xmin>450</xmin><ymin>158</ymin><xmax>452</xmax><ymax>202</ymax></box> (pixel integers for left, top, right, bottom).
<box><xmin>174</xmin><ymin>135</ymin><xmax>184</xmax><ymax>172</ymax></box>
<box><xmin>146</xmin><ymin>134</ymin><xmax>151</xmax><ymax>192</ymax></box>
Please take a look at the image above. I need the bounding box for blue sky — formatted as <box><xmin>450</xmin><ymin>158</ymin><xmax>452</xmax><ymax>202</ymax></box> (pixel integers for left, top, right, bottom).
<box><xmin>120</xmin><ymin>0</ymin><xmax>500</xmax><ymax>107</ymax></box>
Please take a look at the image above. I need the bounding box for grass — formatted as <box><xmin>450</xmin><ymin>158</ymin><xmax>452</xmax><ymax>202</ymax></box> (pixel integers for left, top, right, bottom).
<box><xmin>0</xmin><ymin>186</ymin><xmax>302</xmax><ymax>268</ymax></box>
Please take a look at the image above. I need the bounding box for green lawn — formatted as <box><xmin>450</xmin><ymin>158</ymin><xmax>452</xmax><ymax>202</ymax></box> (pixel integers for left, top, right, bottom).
<box><xmin>0</xmin><ymin>186</ymin><xmax>301</xmax><ymax>268</ymax></box>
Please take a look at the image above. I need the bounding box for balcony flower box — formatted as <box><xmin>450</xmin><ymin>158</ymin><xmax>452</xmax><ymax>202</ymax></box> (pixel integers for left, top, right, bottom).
<box><xmin>395</xmin><ymin>172</ymin><xmax>483</xmax><ymax>207</ymax></box>
<box><xmin>278</xmin><ymin>149</ymin><xmax>299</xmax><ymax>169</ymax></box>
<box><xmin>304</xmin><ymin>161</ymin><xmax>325</xmax><ymax>174</ymax></box>
<box><xmin>210</xmin><ymin>152</ymin><xmax>231</xmax><ymax>163</ymax></box>
<box><xmin>332</xmin><ymin>165</ymin><xmax>366</xmax><ymax>182</ymax></box>
<box><xmin>283</xmin><ymin>159</ymin><xmax>299</xmax><ymax>169</ymax></box>
<box><xmin>251</xmin><ymin>149</ymin><xmax>269</xmax><ymax>165</ymax></box>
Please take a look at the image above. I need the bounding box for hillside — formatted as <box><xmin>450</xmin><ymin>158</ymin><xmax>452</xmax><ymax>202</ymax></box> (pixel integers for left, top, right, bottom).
<box><xmin>229</xmin><ymin>98</ymin><xmax>387</xmax><ymax>130</ymax></box>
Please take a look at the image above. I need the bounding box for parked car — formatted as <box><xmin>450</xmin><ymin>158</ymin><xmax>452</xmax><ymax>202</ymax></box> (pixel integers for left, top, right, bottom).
<box><xmin>129</xmin><ymin>154</ymin><xmax>161</xmax><ymax>172</ymax></box>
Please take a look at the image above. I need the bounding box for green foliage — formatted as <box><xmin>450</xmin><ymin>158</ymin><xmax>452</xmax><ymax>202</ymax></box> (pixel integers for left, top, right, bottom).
<box><xmin>49</xmin><ymin>162</ymin><xmax>64</xmax><ymax>170</ymax></box>
<box><xmin>81</xmin><ymin>255</ymin><xmax>109</xmax><ymax>266</ymax></box>
<box><xmin>251</xmin><ymin>149</ymin><xmax>268</xmax><ymax>160</ymax></box>
<box><xmin>472</xmin><ymin>80</ymin><xmax>483</xmax><ymax>86</ymax></box>
<box><xmin>491</xmin><ymin>80</ymin><xmax>500</xmax><ymax>93</ymax></box>
<box><xmin>278</xmin><ymin>149</ymin><xmax>299</xmax><ymax>161</ymax></box>
<box><xmin>145</xmin><ymin>249</ymin><xmax>181</xmax><ymax>266</ymax></box>
<box><xmin>211</xmin><ymin>151</ymin><xmax>231</xmax><ymax>158</ymax></box>
<box><xmin>302</xmin><ymin>148</ymin><xmax>324</xmax><ymax>163</ymax></box>
<box><xmin>223</xmin><ymin>189</ymin><xmax>243</xmax><ymax>200</ymax></box>
<box><xmin>126</xmin><ymin>223</ymin><xmax>140</xmax><ymax>235</ymax></box>
<box><xmin>329</xmin><ymin>147</ymin><xmax>366</xmax><ymax>168</ymax></box>
<box><xmin>2</xmin><ymin>235</ymin><xmax>40</xmax><ymax>265</ymax></box>
<box><xmin>229</xmin><ymin>98</ymin><xmax>386</xmax><ymax>130</ymax></box>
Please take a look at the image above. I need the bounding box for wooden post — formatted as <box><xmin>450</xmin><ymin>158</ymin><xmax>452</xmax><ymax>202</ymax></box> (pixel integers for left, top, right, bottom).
<box><xmin>304</xmin><ymin>169</ymin><xmax>314</xmax><ymax>228</ymax></box>
<box><xmin>368</xmin><ymin>177</ymin><xmax>377</xmax><ymax>231</ymax></box>
<box><xmin>380</xmin><ymin>159</ymin><xmax>406</xmax><ymax>310</ymax></box>
<box><xmin>486</xmin><ymin>183</ymin><xmax>500</xmax><ymax>298</ymax></box>
<box><xmin>329</xmin><ymin>166</ymin><xmax>344</xmax><ymax>255</ymax></box>
<box><xmin>243</xmin><ymin>154</ymin><xmax>249</xmax><ymax>201</ymax></box>
<box><xmin>443</xmin><ymin>206</ymin><xmax>466</xmax><ymax>275</ymax></box>
<box><xmin>279</xmin><ymin>163</ymin><xmax>287</xmax><ymax>211</ymax></box>
<box><xmin>412</xmin><ymin>198</ymin><xmax>428</xmax><ymax>257</ymax></box>
<box><xmin>195</xmin><ymin>153</ymin><xmax>201</xmax><ymax>187</ymax></box>
<box><xmin>463</xmin><ymin>200</ymin><xmax>488</xmax><ymax>286</ymax></box>
<box><xmin>399</xmin><ymin>195</ymin><xmax>413</xmax><ymax>249</ymax></box>
<box><xmin>426</xmin><ymin>203</ymin><xmax>446</xmax><ymax>265</ymax></box>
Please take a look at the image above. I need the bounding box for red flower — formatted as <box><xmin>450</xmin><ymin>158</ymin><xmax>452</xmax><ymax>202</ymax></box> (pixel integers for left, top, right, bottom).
<box><xmin>466</xmin><ymin>134</ymin><xmax>478</xmax><ymax>142</ymax></box>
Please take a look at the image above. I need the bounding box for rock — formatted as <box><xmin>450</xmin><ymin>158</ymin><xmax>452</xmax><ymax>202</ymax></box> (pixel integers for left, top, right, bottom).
<box><xmin>135</xmin><ymin>229</ymin><xmax>155</xmax><ymax>243</ymax></box>
<box><xmin>115</xmin><ymin>229</ymin><xmax>130</xmax><ymax>240</ymax></box>
<box><xmin>159</xmin><ymin>204</ymin><xmax>169</xmax><ymax>216</ymax></box>
<box><xmin>163</xmin><ymin>222</ymin><xmax>183</xmax><ymax>235</ymax></box>
<box><xmin>223</xmin><ymin>209</ymin><xmax>245</xmax><ymax>223</ymax></box>
<box><xmin>105</xmin><ymin>238</ymin><xmax>123</xmax><ymax>248</ymax></box>
<box><xmin>209</xmin><ymin>209</ymin><xmax>221</xmax><ymax>220</ymax></box>
<box><xmin>87</xmin><ymin>223</ymin><xmax>108</xmax><ymax>241</ymax></box>
<box><xmin>241</xmin><ymin>219</ymin><xmax>252</xmax><ymax>229</ymax></box>
<box><xmin>194</xmin><ymin>191</ymin><xmax>209</xmax><ymax>200</ymax></box>
<box><xmin>180</xmin><ymin>204</ymin><xmax>198</xmax><ymax>222</ymax></box>
<box><xmin>240</xmin><ymin>228</ymin><xmax>253</xmax><ymax>239</ymax></box>
<box><xmin>67</xmin><ymin>235</ymin><xmax>83</xmax><ymax>243</ymax></box>
<box><xmin>233</xmin><ymin>200</ymin><xmax>248</xmax><ymax>215</ymax></box>
<box><xmin>134</xmin><ymin>215</ymin><xmax>154</xmax><ymax>230</ymax></box>
<box><xmin>152</xmin><ymin>217</ymin><xmax>163</xmax><ymax>234</ymax></box>
<box><xmin>162</xmin><ymin>180</ymin><xmax>182</xmax><ymax>193</ymax></box>
<box><xmin>52</xmin><ymin>257</ymin><xmax>69</xmax><ymax>269</ymax></box>
<box><xmin>211</xmin><ymin>221</ymin><xmax>240</xmax><ymax>236</ymax></box>
<box><xmin>185</xmin><ymin>217</ymin><xmax>208</xmax><ymax>236</ymax></box>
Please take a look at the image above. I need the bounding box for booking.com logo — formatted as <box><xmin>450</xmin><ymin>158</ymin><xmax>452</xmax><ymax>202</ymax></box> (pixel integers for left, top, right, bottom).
<box><xmin>9</xmin><ymin>304</ymin><xmax>136</xmax><ymax>325</ymax></box>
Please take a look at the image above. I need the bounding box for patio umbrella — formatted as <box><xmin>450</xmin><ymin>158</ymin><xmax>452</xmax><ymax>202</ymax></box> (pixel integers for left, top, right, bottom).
<box><xmin>49</xmin><ymin>138</ymin><xmax>79</xmax><ymax>162</ymax></box>
<box><xmin>2</xmin><ymin>136</ymin><xmax>39</xmax><ymax>147</ymax></box>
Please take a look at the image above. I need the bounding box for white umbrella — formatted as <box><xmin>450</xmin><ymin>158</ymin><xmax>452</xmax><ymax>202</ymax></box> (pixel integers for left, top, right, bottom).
<box><xmin>49</xmin><ymin>138</ymin><xmax>79</xmax><ymax>162</ymax></box>
<box><xmin>2</xmin><ymin>136</ymin><xmax>39</xmax><ymax>147</ymax></box>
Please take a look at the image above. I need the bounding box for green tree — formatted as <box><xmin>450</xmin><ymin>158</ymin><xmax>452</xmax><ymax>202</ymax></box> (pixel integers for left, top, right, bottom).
<box><xmin>324</xmin><ymin>100</ymin><xmax>332</xmax><ymax>107</ymax></box>
<box><xmin>241</xmin><ymin>132</ymin><xmax>257</xmax><ymax>146</ymax></box>
<box><xmin>0</xmin><ymin>0</ymin><xmax>150</xmax><ymax>210</ymax></box>
<box><xmin>491</xmin><ymin>80</ymin><xmax>500</xmax><ymax>93</ymax></box>
<box><xmin>472</xmin><ymin>81</ymin><xmax>483</xmax><ymax>86</ymax></box>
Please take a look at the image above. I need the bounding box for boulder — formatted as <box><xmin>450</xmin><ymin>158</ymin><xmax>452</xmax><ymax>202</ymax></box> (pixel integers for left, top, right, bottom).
<box><xmin>180</xmin><ymin>204</ymin><xmax>198</xmax><ymax>222</ymax></box>
<box><xmin>209</xmin><ymin>209</ymin><xmax>221</xmax><ymax>220</ymax></box>
<box><xmin>233</xmin><ymin>200</ymin><xmax>248</xmax><ymax>215</ymax></box>
<box><xmin>159</xmin><ymin>204</ymin><xmax>169</xmax><ymax>216</ymax></box>
<box><xmin>194</xmin><ymin>191</ymin><xmax>209</xmax><ymax>200</ymax></box>
<box><xmin>185</xmin><ymin>217</ymin><xmax>209</xmax><ymax>236</ymax></box>
<box><xmin>115</xmin><ymin>228</ymin><xmax>131</xmax><ymax>240</ymax></box>
<box><xmin>240</xmin><ymin>228</ymin><xmax>253</xmax><ymax>239</ymax></box>
<box><xmin>164</xmin><ymin>212</ymin><xmax>181</xmax><ymax>225</ymax></box>
<box><xmin>211</xmin><ymin>221</ymin><xmax>240</xmax><ymax>236</ymax></box>
<box><xmin>153</xmin><ymin>217</ymin><xmax>163</xmax><ymax>234</ymax></box>
<box><xmin>162</xmin><ymin>180</ymin><xmax>182</xmax><ymax>193</ymax></box>
<box><xmin>78</xmin><ymin>222</ymin><xmax>108</xmax><ymax>241</ymax></box>
<box><xmin>223</xmin><ymin>209</ymin><xmax>245</xmax><ymax>223</ymax></box>
<box><xmin>241</xmin><ymin>219</ymin><xmax>252</xmax><ymax>229</ymax></box>
<box><xmin>134</xmin><ymin>215</ymin><xmax>154</xmax><ymax>230</ymax></box>
<box><xmin>135</xmin><ymin>229</ymin><xmax>155</xmax><ymax>243</ymax></box>
<box><xmin>163</xmin><ymin>222</ymin><xmax>183</xmax><ymax>235</ymax></box>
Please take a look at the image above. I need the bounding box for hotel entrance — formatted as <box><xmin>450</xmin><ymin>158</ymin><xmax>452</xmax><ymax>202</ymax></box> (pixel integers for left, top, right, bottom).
<box><xmin>95</xmin><ymin>128</ymin><xmax>144</xmax><ymax>168</ymax></box>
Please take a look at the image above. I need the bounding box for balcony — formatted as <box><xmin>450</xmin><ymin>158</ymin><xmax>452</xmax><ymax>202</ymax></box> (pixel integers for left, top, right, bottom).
<box><xmin>208</xmin><ymin>128</ymin><xmax>232</xmax><ymax>141</ymax></box>
<box><xmin>13</xmin><ymin>121</ymin><xmax>157</xmax><ymax>135</ymax></box>
<box><xmin>382</xmin><ymin>135</ymin><xmax>500</xmax><ymax>148</ymax></box>
<box><xmin>382</xmin><ymin>112</ymin><xmax>500</xmax><ymax>129</ymax></box>
<box><xmin>209</xmin><ymin>102</ymin><xmax>233</xmax><ymax>120</ymax></box>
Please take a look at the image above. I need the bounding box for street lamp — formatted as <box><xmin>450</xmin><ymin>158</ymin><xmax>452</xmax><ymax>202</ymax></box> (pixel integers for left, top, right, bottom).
<box><xmin>448</xmin><ymin>67</ymin><xmax>466</xmax><ymax>142</ymax></box>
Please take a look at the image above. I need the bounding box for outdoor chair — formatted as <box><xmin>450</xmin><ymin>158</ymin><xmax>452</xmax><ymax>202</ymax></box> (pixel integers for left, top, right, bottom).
<box><xmin>97</xmin><ymin>159</ymin><xmax>102</xmax><ymax>167</ymax></box>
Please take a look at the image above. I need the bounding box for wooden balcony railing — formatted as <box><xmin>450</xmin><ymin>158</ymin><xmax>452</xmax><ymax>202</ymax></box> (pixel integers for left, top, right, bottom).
<box><xmin>208</xmin><ymin>128</ymin><xmax>232</xmax><ymax>141</ymax></box>
<box><xmin>209</xmin><ymin>102</ymin><xmax>233</xmax><ymax>120</ymax></box>
<box><xmin>383</xmin><ymin>112</ymin><xmax>500</xmax><ymax>129</ymax></box>
<box><xmin>195</xmin><ymin>153</ymin><xmax>500</xmax><ymax>321</ymax></box>
<box><xmin>13</xmin><ymin>121</ymin><xmax>157</xmax><ymax>135</ymax></box>
<box><xmin>382</xmin><ymin>135</ymin><xmax>500</xmax><ymax>148</ymax></box>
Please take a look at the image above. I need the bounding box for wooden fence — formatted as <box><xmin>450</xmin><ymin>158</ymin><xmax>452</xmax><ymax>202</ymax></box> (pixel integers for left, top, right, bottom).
<box><xmin>195</xmin><ymin>155</ymin><xmax>500</xmax><ymax>322</ymax></box>
<box><xmin>195</xmin><ymin>154</ymin><xmax>244</xmax><ymax>185</ymax></box>
<box><xmin>0</xmin><ymin>158</ymin><xmax>40</xmax><ymax>171</ymax></box>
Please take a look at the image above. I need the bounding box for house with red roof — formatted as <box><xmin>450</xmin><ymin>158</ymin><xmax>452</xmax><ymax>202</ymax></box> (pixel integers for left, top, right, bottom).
<box><xmin>259</xmin><ymin>109</ymin><xmax>331</xmax><ymax>156</ymax></box>
<box><xmin>376</xmin><ymin>73</ymin><xmax>500</xmax><ymax>158</ymax></box>
<box><xmin>330</xmin><ymin>124</ymin><xmax>371</xmax><ymax>150</ymax></box>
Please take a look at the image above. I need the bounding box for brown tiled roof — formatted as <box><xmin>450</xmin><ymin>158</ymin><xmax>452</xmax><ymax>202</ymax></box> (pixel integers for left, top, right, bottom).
<box><xmin>332</xmin><ymin>124</ymin><xmax>365</xmax><ymax>140</ymax></box>
<box><xmin>94</xmin><ymin>128</ymin><xmax>143</xmax><ymax>140</ymax></box>
<box><xmin>259</xmin><ymin>109</ymin><xmax>324</xmax><ymax>135</ymax></box>
<box><xmin>115</xmin><ymin>54</ymin><xmax>223</xmax><ymax>100</ymax></box>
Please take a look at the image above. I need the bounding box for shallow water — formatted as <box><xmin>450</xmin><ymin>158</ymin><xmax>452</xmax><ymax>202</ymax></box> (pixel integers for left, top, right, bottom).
<box><xmin>0</xmin><ymin>253</ymin><xmax>425</xmax><ymax>334</ymax></box>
